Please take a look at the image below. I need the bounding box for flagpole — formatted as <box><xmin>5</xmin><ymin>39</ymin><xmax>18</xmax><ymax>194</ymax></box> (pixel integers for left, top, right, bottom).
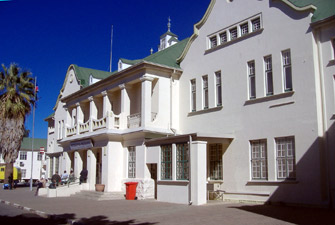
<box><xmin>109</xmin><ymin>25</ymin><xmax>113</xmax><ymax>73</ymax></box>
<box><xmin>30</xmin><ymin>77</ymin><xmax>37</xmax><ymax>191</ymax></box>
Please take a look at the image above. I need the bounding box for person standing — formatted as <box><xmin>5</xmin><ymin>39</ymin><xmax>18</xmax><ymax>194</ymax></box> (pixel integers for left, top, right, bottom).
<box><xmin>79</xmin><ymin>168</ymin><xmax>88</xmax><ymax>184</ymax></box>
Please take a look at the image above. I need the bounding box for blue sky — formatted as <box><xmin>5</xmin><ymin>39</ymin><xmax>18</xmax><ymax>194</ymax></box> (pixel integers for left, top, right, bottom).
<box><xmin>0</xmin><ymin>0</ymin><xmax>211</xmax><ymax>139</ymax></box>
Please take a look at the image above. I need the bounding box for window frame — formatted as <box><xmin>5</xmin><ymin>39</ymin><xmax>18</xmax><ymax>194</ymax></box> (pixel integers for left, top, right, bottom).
<box><xmin>264</xmin><ymin>56</ymin><xmax>274</xmax><ymax>96</ymax></box>
<box><xmin>128</xmin><ymin>146</ymin><xmax>136</xmax><ymax>178</ymax></box>
<box><xmin>190</xmin><ymin>79</ymin><xmax>196</xmax><ymax>112</ymax></box>
<box><xmin>209</xmin><ymin>144</ymin><xmax>223</xmax><ymax>180</ymax></box>
<box><xmin>248</xmin><ymin>61</ymin><xmax>256</xmax><ymax>99</ymax></box>
<box><xmin>215</xmin><ymin>71</ymin><xmax>222</xmax><ymax>106</ymax></box>
<box><xmin>240</xmin><ymin>22</ymin><xmax>249</xmax><ymax>36</ymax></box>
<box><xmin>250</xmin><ymin>139</ymin><xmax>268</xmax><ymax>180</ymax></box>
<box><xmin>202</xmin><ymin>75</ymin><xmax>209</xmax><ymax>109</ymax></box>
<box><xmin>176</xmin><ymin>143</ymin><xmax>189</xmax><ymax>180</ymax></box>
<box><xmin>229</xmin><ymin>27</ymin><xmax>238</xmax><ymax>40</ymax></box>
<box><xmin>252</xmin><ymin>17</ymin><xmax>261</xmax><ymax>32</ymax></box>
<box><xmin>20</xmin><ymin>151</ymin><xmax>27</xmax><ymax>160</ymax></box>
<box><xmin>219</xmin><ymin>32</ymin><xmax>227</xmax><ymax>44</ymax></box>
<box><xmin>210</xmin><ymin>35</ymin><xmax>217</xmax><ymax>48</ymax></box>
<box><xmin>282</xmin><ymin>50</ymin><xmax>293</xmax><ymax>92</ymax></box>
<box><xmin>276</xmin><ymin>136</ymin><xmax>296</xmax><ymax>180</ymax></box>
<box><xmin>161</xmin><ymin>145</ymin><xmax>172</xmax><ymax>180</ymax></box>
<box><xmin>37</xmin><ymin>153</ymin><xmax>42</xmax><ymax>161</ymax></box>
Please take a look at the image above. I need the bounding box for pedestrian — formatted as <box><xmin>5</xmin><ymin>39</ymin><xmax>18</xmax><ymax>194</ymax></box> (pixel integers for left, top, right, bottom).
<box><xmin>69</xmin><ymin>169</ymin><xmax>75</xmax><ymax>183</ymax></box>
<box><xmin>51</xmin><ymin>172</ymin><xmax>61</xmax><ymax>186</ymax></box>
<box><xmin>35</xmin><ymin>177</ymin><xmax>46</xmax><ymax>196</ymax></box>
<box><xmin>79</xmin><ymin>168</ymin><xmax>88</xmax><ymax>184</ymax></box>
<box><xmin>61</xmin><ymin>170</ymin><xmax>69</xmax><ymax>185</ymax></box>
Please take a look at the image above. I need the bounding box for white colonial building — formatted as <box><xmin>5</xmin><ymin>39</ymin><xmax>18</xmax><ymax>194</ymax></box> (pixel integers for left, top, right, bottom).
<box><xmin>45</xmin><ymin>0</ymin><xmax>335</xmax><ymax>207</ymax></box>
<box><xmin>0</xmin><ymin>138</ymin><xmax>47</xmax><ymax>182</ymax></box>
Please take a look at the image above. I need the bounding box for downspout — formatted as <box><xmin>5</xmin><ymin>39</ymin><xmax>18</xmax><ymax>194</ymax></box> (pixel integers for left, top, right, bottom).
<box><xmin>315</xmin><ymin>27</ymin><xmax>332</xmax><ymax>208</ymax></box>
<box><xmin>188</xmin><ymin>135</ymin><xmax>192</xmax><ymax>205</ymax></box>
<box><xmin>169</xmin><ymin>73</ymin><xmax>176</xmax><ymax>136</ymax></box>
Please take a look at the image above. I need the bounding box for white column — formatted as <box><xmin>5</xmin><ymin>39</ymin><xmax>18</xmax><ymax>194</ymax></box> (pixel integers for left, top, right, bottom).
<box><xmin>74</xmin><ymin>151</ymin><xmax>83</xmax><ymax>179</ymax></box>
<box><xmin>76</xmin><ymin>103</ymin><xmax>82</xmax><ymax>135</ymax></box>
<box><xmin>89</xmin><ymin>96</ymin><xmax>96</xmax><ymax>132</ymax></box>
<box><xmin>135</xmin><ymin>145</ymin><xmax>150</xmax><ymax>179</ymax></box>
<box><xmin>102</xmin><ymin>91</ymin><xmax>111</xmax><ymax>117</ymax></box>
<box><xmin>62</xmin><ymin>152</ymin><xmax>71</xmax><ymax>175</ymax></box>
<box><xmin>191</xmin><ymin>141</ymin><xmax>207</xmax><ymax>205</ymax></box>
<box><xmin>172</xmin><ymin>144</ymin><xmax>176</xmax><ymax>180</ymax></box>
<box><xmin>87</xmin><ymin>149</ymin><xmax>96</xmax><ymax>190</ymax></box>
<box><xmin>119</xmin><ymin>84</ymin><xmax>130</xmax><ymax>129</ymax></box>
<box><xmin>103</xmin><ymin>142</ymin><xmax>124</xmax><ymax>191</ymax></box>
<box><xmin>140</xmin><ymin>75</ymin><xmax>154</xmax><ymax>127</ymax></box>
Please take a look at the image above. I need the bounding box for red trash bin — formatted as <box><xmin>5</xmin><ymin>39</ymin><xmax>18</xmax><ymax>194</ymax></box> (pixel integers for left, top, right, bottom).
<box><xmin>125</xmin><ymin>182</ymin><xmax>138</xmax><ymax>200</ymax></box>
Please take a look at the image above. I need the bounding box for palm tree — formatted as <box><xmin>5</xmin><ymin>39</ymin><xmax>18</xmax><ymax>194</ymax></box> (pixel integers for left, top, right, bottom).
<box><xmin>0</xmin><ymin>63</ymin><xmax>36</xmax><ymax>186</ymax></box>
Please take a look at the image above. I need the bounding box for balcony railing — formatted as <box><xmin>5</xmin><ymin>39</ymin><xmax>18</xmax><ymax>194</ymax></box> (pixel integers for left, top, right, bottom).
<box><xmin>79</xmin><ymin>121</ymin><xmax>90</xmax><ymax>134</ymax></box>
<box><xmin>65</xmin><ymin>111</ymin><xmax>157</xmax><ymax>137</ymax></box>
<box><xmin>128</xmin><ymin>113</ymin><xmax>141</xmax><ymax>128</ymax></box>
<box><xmin>66</xmin><ymin>126</ymin><xmax>77</xmax><ymax>137</ymax></box>
<box><xmin>92</xmin><ymin>117</ymin><xmax>106</xmax><ymax>131</ymax></box>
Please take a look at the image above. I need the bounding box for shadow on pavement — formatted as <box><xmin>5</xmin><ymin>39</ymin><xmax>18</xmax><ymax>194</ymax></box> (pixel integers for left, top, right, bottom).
<box><xmin>0</xmin><ymin>213</ymin><xmax>158</xmax><ymax>225</ymax></box>
<box><xmin>230</xmin><ymin>204</ymin><xmax>335</xmax><ymax>225</ymax></box>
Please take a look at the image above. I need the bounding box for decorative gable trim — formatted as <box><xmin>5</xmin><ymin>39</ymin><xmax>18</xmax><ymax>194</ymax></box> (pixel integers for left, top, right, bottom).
<box><xmin>176</xmin><ymin>0</ymin><xmax>216</xmax><ymax>63</ymax></box>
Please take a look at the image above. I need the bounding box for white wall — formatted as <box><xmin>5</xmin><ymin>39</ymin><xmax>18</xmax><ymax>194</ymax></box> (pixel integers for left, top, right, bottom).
<box><xmin>179</xmin><ymin>0</ymin><xmax>324</xmax><ymax>205</ymax></box>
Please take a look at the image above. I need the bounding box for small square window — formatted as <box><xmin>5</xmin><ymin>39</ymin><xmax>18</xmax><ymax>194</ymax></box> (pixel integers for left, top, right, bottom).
<box><xmin>252</xmin><ymin>18</ymin><xmax>261</xmax><ymax>31</ymax></box>
<box><xmin>240</xmin><ymin>23</ymin><xmax>249</xmax><ymax>36</ymax></box>
<box><xmin>210</xmin><ymin>36</ymin><xmax>217</xmax><ymax>48</ymax></box>
<box><xmin>230</xmin><ymin>27</ymin><xmax>238</xmax><ymax>40</ymax></box>
<box><xmin>219</xmin><ymin>32</ymin><xmax>227</xmax><ymax>44</ymax></box>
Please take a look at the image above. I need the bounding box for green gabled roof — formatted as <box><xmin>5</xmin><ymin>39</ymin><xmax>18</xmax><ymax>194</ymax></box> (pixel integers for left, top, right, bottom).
<box><xmin>286</xmin><ymin>0</ymin><xmax>335</xmax><ymax>23</ymax></box>
<box><xmin>142</xmin><ymin>38</ymin><xmax>189</xmax><ymax>69</ymax></box>
<box><xmin>72</xmin><ymin>65</ymin><xmax>115</xmax><ymax>88</ymax></box>
<box><xmin>119</xmin><ymin>58</ymin><xmax>142</xmax><ymax>65</ymax></box>
<box><xmin>20</xmin><ymin>138</ymin><xmax>47</xmax><ymax>151</ymax></box>
<box><xmin>160</xmin><ymin>31</ymin><xmax>178</xmax><ymax>39</ymax></box>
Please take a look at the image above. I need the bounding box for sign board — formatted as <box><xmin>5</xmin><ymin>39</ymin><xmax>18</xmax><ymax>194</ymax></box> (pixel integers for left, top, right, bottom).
<box><xmin>40</xmin><ymin>147</ymin><xmax>45</xmax><ymax>154</ymax></box>
<box><xmin>70</xmin><ymin>139</ymin><xmax>93</xmax><ymax>150</ymax></box>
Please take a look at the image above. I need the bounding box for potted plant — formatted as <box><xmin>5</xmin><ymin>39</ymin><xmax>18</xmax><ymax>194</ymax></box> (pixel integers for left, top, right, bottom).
<box><xmin>95</xmin><ymin>184</ymin><xmax>105</xmax><ymax>192</ymax></box>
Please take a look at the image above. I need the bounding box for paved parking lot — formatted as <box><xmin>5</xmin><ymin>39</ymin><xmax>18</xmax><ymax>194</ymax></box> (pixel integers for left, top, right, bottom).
<box><xmin>0</xmin><ymin>186</ymin><xmax>335</xmax><ymax>225</ymax></box>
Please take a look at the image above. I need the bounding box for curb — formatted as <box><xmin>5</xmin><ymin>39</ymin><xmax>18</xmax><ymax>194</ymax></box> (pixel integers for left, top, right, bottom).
<box><xmin>0</xmin><ymin>199</ymin><xmax>48</xmax><ymax>218</ymax></box>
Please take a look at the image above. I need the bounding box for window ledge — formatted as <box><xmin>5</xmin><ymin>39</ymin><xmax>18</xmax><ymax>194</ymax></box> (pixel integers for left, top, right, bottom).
<box><xmin>246</xmin><ymin>180</ymin><xmax>299</xmax><ymax>186</ymax></box>
<box><xmin>244</xmin><ymin>91</ymin><xmax>294</xmax><ymax>106</ymax></box>
<box><xmin>205</xmin><ymin>28</ymin><xmax>264</xmax><ymax>54</ymax></box>
<box><xmin>188</xmin><ymin>106</ymin><xmax>223</xmax><ymax>117</ymax></box>
<box><xmin>207</xmin><ymin>180</ymin><xmax>223</xmax><ymax>184</ymax></box>
<box><xmin>157</xmin><ymin>180</ymin><xmax>189</xmax><ymax>185</ymax></box>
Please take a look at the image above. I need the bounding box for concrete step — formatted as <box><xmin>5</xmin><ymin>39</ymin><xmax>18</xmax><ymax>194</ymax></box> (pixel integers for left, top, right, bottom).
<box><xmin>72</xmin><ymin>190</ymin><xmax>125</xmax><ymax>201</ymax></box>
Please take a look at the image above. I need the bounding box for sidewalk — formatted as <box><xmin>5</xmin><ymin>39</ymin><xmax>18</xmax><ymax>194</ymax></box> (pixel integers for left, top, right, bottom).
<box><xmin>1</xmin><ymin>186</ymin><xmax>335</xmax><ymax>225</ymax></box>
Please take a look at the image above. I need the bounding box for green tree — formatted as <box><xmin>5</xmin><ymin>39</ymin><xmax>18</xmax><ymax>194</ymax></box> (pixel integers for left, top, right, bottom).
<box><xmin>0</xmin><ymin>64</ymin><xmax>36</xmax><ymax>185</ymax></box>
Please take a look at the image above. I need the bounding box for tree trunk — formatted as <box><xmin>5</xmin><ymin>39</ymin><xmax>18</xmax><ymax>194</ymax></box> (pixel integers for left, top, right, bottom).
<box><xmin>4</xmin><ymin>162</ymin><xmax>13</xmax><ymax>186</ymax></box>
<box><xmin>0</xmin><ymin>117</ymin><xmax>25</xmax><ymax>184</ymax></box>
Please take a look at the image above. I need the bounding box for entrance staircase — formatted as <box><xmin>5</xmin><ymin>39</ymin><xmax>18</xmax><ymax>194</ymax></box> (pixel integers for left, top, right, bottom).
<box><xmin>72</xmin><ymin>190</ymin><xmax>125</xmax><ymax>201</ymax></box>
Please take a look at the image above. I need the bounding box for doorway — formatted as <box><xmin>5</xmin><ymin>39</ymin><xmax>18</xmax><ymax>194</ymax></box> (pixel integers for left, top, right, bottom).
<box><xmin>148</xmin><ymin>164</ymin><xmax>157</xmax><ymax>199</ymax></box>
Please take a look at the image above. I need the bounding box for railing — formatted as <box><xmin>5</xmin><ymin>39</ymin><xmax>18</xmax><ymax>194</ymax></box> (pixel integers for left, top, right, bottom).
<box><xmin>114</xmin><ymin>114</ymin><xmax>120</xmax><ymax>129</ymax></box>
<box><xmin>128</xmin><ymin>113</ymin><xmax>141</xmax><ymax>128</ymax></box>
<box><xmin>79</xmin><ymin>121</ymin><xmax>90</xmax><ymax>133</ymax></box>
<box><xmin>66</xmin><ymin>125</ymin><xmax>77</xmax><ymax>137</ymax></box>
<box><xmin>92</xmin><ymin>117</ymin><xmax>107</xmax><ymax>131</ymax></box>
